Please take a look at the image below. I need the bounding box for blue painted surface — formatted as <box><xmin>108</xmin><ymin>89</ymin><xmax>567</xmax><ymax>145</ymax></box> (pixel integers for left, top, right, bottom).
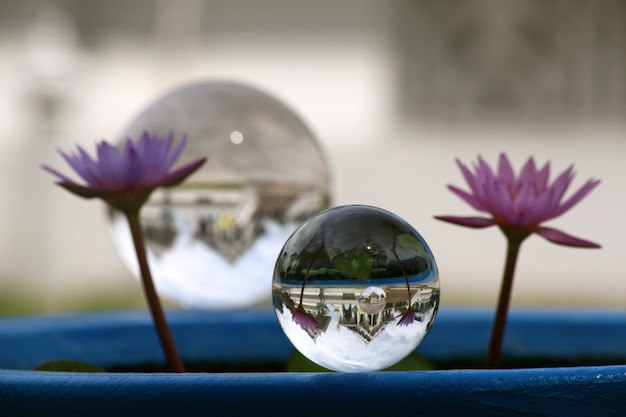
<box><xmin>2</xmin><ymin>366</ymin><xmax>626</xmax><ymax>416</ymax></box>
<box><xmin>1</xmin><ymin>308</ymin><xmax>626</xmax><ymax>415</ymax></box>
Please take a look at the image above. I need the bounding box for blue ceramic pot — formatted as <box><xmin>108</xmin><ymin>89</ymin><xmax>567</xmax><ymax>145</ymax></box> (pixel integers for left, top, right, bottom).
<box><xmin>1</xmin><ymin>308</ymin><xmax>625</xmax><ymax>416</ymax></box>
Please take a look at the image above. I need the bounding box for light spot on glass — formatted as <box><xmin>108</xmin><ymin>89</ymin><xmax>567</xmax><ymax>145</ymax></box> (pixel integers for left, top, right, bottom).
<box><xmin>230</xmin><ymin>130</ymin><xmax>244</xmax><ymax>144</ymax></box>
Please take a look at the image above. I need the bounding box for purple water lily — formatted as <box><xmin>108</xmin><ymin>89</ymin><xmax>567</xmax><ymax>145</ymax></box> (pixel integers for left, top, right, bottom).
<box><xmin>435</xmin><ymin>153</ymin><xmax>600</xmax><ymax>247</ymax></box>
<box><xmin>396</xmin><ymin>307</ymin><xmax>417</xmax><ymax>327</ymax></box>
<box><xmin>43</xmin><ymin>132</ymin><xmax>206</xmax><ymax>373</ymax></box>
<box><xmin>292</xmin><ymin>306</ymin><xmax>323</xmax><ymax>335</ymax></box>
<box><xmin>42</xmin><ymin>131</ymin><xmax>206</xmax><ymax>214</ymax></box>
<box><xmin>435</xmin><ymin>153</ymin><xmax>600</xmax><ymax>368</ymax></box>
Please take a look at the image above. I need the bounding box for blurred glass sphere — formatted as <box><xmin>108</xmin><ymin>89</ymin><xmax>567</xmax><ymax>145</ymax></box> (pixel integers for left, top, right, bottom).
<box><xmin>273</xmin><ymin>205</ymin><xmax>439</xmax><ymax>372</ymax></box>
<box><xmin>107</xmin><ymin>80</ymin><xmax>331</xmax><ymax>309</ymax></box>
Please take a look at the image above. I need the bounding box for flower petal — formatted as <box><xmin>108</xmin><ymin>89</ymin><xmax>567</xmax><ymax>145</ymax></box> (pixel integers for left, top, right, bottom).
<box><xmin>534</xmin><ymin>161</ymin><xmax>550</xmax><ymax>193</ymax></box>
<box><xmin>488</xmin><ymin>180</ymin><xmax>514</xmax><ymax>221</ymax></box>
<box><xmin>160</xmin><ymin>157</ymin><xmax>207</xmax><ymax>187</ymax></box>
<box><xmin>507</xmin><ymin>183</ymin><xmax>536</xmax><ymax>227</ymax></box>
<box><xmin>138</xmin><ymin>131</ymin><xmax>170</xmax><ymax>175</ymax></box>
<box><xmin>519</xmin><ymin>157</ymin><xmax>537</xmax><ymax>185</ymax></box>
<box><xmin>514</xmin><ymin>182</ymin><xmax>535</xmax><ymax>212</ymax></box>
<box><xmin>552</xmin><ymin>178</ymin><xmax>601</xmax><ymax>219</ymax></box>
<box><xmin>41</xmin><ymin>164</ymin><xmax>79</xmax><ymax>185</ymax></box>
<box><xmin>396</xmin><ymin>308</ymin><xmax>417</xmax><ymax>326</ymax></box>
<box><xmin>63</xmin><ymin>147</ymin><xmax>103</xmax><ymax>188</ymax></box>
<box><xmin>534</xmin><ymin>226</ymin><xmax>601</xmax><ymax>248</ymax></box>
<box><xmin>96</xmin><ymin>141</ymin><xmax>126</xmax><ymax>187</ymax></box>
<box><xmin>526</xmin><ymin>187</ymin><xmax>556</xmax><ymax>225</ymax></box>
<box><xmin>497</xmin><ymin>153</ymin><xmax>516</xmax><ymax>190</ymax></box>
<box><xmin>292</xmin><ymin>307</ymin><xmax>323</xmax><ymax>334</ymax></box>
<box><xmin>547</xmin><ymin>165</ymin><xmax>575</xmax><ymax>207</ymax></box>
<box><xmin>56</xmin><ymin>181</ymin><xmax>107</xmax><ymax>199</ymax></box>
<box><xmin>455</xmin><ymin>159</ymin><xmax>482</xmax><ymax>200</ymax></box>
<box><xmin>448</xmin><ymin>185</ymin><xmax>485</xmax><ymax>211</ymax></box>
<box><xmin>476</xmin><ymin>155</ymin><xmax>496</xmax><ymax>184</ymax></box>
<box><xmin>434</xmin><ymin>215</ymin><xmax>496</xmax><ymax>228</ymax></box>
<box><xmin>165</xmin><ymin>132</ymin><xmax>187</xmax><ymax>169</ymax></box>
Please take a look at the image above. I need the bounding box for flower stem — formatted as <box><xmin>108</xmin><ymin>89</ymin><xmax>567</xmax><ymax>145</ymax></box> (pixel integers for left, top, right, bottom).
<box><xmin>298</xmin><ymin>243</ymin><xmax>324</xmax><ymax>308</ymax></box>
<box><xmin>391</xmin><ymin>245</ymin><xmax>412</xmax><ymax>306</ymax></box>
<box><xmin>126</xmin><ymin>211</ymin><xmax>185</xmax><ymax>373</ymax></box>
<box><xmin>485</xmin><ymin>237</ymin><xmax>523</xmax><ymax>369</ymax></box>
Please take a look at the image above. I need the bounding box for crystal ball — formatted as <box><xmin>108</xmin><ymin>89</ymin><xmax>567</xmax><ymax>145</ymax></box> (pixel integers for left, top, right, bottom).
<box><xmin>106</xmin><ymin>81</ymin><xmax>331</xmax><ymax>309</ymax></box>
<box><xmin>272</xmin><ymin>205</ymin><xmax>440</xmax><ymax>372</ymax></box>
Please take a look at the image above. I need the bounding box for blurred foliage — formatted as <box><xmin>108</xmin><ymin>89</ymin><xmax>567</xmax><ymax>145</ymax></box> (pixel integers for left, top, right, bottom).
<box><xmin>0</xmin><ymin>289</ymin><xmax>144</xmax><ymax>316</ymax></box>
<box><xmin>34</xmin><ymin>360</ymin><xmax>106</xmax><ymax>373</ymax></box>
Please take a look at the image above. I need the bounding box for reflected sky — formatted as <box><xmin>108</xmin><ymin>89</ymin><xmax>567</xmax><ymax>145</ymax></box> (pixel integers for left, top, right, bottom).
<box><xmin>109</xmin><ymin>215</ymin><xmax>294</xmax><ymax>309</ymax></box>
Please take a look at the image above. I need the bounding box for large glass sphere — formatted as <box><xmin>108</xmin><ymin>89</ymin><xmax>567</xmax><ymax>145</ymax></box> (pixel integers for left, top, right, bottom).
<box><xmin>107</xmin><ymin>81</ymin><xmax>331</xmax><ymax>309</ymax></box>
<box><xmin>272</xmin><ymin>205</ymin><xmax>439</xmax><ymax>372</ymax></box>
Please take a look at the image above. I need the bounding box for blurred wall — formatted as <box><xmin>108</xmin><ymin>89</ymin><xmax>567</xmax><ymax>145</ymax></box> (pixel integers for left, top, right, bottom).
<box><xmin>395</xmin><ymin>0</ymin><xmax>626</xmax><ymax>125</ymax></box>
<box><xmin>0</xmin><ymin>0</ymin><xmax>624</xmax><ymax>311</ymax></box>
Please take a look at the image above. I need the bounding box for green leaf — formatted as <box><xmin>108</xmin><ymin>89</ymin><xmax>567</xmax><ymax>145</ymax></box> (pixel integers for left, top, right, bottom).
<box><xmin>287</xmin><ymin>349</ymin><xmax>333</xmax><ymax>372</ymax></box>
<box><xmin>34</xmin><ymin>359</ymin><xmax>106</xmax><ymax>373</ymax></box>
<box><xmin>382</xmin><ymin>353</ymin><xmax>435</xmax><ymax>371</ymax></box>
<box><xmin>332</xmin><ymin>250</ymin><xmax>372</xmax><ymax>280</ymax></box>
<box><xmin>396</xmin><ymin>233</ymin><xmax>422</xmax><ymax>251</ymax></box>
<box><xmin>397</xmin><ymin>233</ymin><xmax>431</xmax><ymax>265</ymax></box>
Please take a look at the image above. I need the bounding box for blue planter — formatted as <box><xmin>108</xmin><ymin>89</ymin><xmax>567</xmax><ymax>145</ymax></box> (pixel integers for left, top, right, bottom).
<box><xmin>1</xmin><ymin>308</ymin><xmax>626</xmax><ymax>416</ymax></box>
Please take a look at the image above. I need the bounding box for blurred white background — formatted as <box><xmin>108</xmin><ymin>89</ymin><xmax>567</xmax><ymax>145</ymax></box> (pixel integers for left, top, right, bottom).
<box><xmin>0</xmin><ymin>0</ymin><xmax>624</xmax><ymax>312</ymax></box>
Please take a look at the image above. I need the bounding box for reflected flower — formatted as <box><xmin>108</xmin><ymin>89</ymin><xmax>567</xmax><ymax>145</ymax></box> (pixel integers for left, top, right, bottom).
<box><xmin>42</xmin><ymin>131</ymin><xmax>206</xmax><ymax>214</ymax></box>
<box><xmin>435</xmin><ymin>153</ymin><xmax>600</xmax><ymax>247</ymax></box>
<box><xmin>292</xmin><ymin>306</ymin><xmax>323</xmax><ymax>335</ymax></box>
<box><xmin>396</xmin><ymin>307</ymin><xmax>416</xmax><ymax>327</ymax></box>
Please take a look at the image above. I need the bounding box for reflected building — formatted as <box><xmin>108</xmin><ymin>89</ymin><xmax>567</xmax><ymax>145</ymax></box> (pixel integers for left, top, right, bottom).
<box><xmin>194</xmin><ymin>186</ymin><xmax>259</xmax><ymax>263</ymax></box>
<box><xmin>278</xmin><ymin>285</ymin><xmax>438</xmax><ymax>344</ymax></box>
<box><xmin>138</xmin><ymin>181</ymin><xmax>322</xmax><ymax>262</ymax></box>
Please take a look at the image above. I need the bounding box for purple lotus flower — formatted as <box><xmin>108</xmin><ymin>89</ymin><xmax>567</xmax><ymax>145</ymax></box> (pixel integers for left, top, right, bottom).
<box><xmin>435</xmin><ymin>153</ymin><xmax>601</xmax><ymax>368</ymax></box>
<box><xmin>396</xmin><ymin>307</ymin><xmax>416</xmax><ymax>327</ymax></box>
<box><xmin>292</xmin><ymin>306</ymin><xmax>323</xmax><ymax>335</ymax></box>
<box><xmin>42</xmin><ymin>131</ymin><xmax>206</xmax><ymax>373</ymax></box>
<box><xmin>42</xmin><ymin>131</ymin><xmax>206</xmax><ymax>214</ymax></box>
<box><xmin>435</xmin><ymin>153</ymin><xmax>600</xmax><ymax>248</ymax></box>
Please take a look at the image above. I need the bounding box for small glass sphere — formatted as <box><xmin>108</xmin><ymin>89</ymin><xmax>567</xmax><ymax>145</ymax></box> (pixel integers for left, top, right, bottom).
<box><xmin>107</xmin><ymin>80</ymin><xmax>331</xmax><ymax>309</ymax></box>
<box><xmin>272</xmin><ymin>205</ymin><xmax>440</xmax><ymax>372</ymax></box>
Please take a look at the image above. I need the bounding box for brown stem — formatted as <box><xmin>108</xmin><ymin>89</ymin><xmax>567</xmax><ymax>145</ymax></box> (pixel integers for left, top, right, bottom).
<box><xmin>298</xmin><ymin>243</ymin><xmax>325</xmax><ymax>307</ymax></box>
<box><xmin>126</xmin><ymin>211</ymin><xmax>186</xmax><ymax>373</ymax></box>
<box><xmin>485</xmin><ymin>238</ymin><xmax>523</xmax><ymax>369</ymax></box>
<box><xmin>391</xmin><ymin>245</ymin><xmax>412</xmax><ymax>305</ymax></box>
